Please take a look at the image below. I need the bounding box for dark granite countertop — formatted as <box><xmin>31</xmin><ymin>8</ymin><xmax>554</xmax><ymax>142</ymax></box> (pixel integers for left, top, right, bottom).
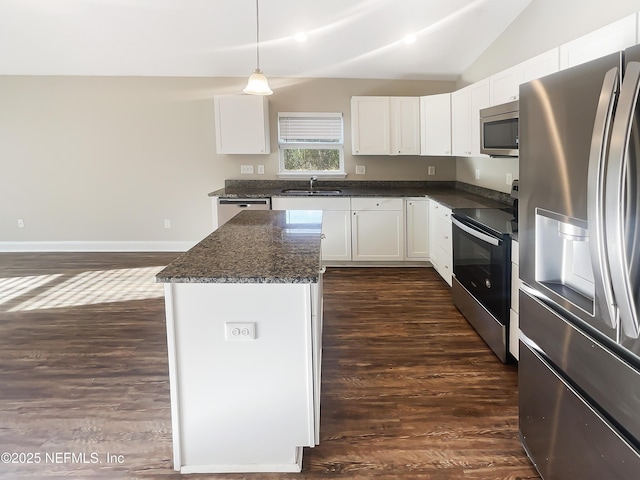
<box><xmin>156</xmin><ymin>210</ymin><xmax>322</xmax><ymax>284</ymax></box>
<box><xmin>209</xmin><ymin>180</ymin><xmax>511</xmax><ymax>210</ymax></box>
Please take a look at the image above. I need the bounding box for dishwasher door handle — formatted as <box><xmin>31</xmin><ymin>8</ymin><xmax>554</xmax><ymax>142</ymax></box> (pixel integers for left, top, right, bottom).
<box><xmin>218</xmin><ymin>199</ymin><xmax>271</xmax><ymax>207</ymax></box>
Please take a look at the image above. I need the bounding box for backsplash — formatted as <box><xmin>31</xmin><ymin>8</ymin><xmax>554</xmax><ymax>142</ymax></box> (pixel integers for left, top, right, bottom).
<box><xmin>455</xmin><ymin>181</ymin><xmax>513</xmax><ymax>205</ymax></box>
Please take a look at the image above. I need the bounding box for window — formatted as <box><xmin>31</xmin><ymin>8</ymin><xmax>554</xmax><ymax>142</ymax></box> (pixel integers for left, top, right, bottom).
<box><xmin>278</xmin><ymin>112</ymin><xmax>345</xmax><ymax>177</ymax></box>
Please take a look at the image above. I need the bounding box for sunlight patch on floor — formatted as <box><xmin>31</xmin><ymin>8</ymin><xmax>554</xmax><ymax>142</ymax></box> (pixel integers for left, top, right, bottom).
<box><xmin>0</xmin><ymin>274</ymin><xmax>64</xmax><ymax>306</ymax></box>
<box><xmin>6</xmin><ymin>266</ymin><xmax>165</xmax><ymax>312</ymax></box>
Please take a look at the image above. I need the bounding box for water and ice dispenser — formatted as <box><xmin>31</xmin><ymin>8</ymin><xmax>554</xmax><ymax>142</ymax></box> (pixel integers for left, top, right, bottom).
<box><xmin>535</xmin><ymin>208</ymin><xmax>595</xmax><ymax>315</ymax></box>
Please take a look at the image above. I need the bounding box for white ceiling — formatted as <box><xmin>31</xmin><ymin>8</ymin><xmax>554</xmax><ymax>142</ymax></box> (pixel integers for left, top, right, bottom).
<box><xmin>0</xmin><ymin>0</ymin><xmax>533</xmax><ymax>80</ymax></box>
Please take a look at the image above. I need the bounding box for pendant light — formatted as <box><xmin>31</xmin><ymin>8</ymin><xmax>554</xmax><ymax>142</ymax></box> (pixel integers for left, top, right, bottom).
<box><xmin>244</xmin><ymin>0</ymin><xmax>273</xmax><ymax>95</ymax></box>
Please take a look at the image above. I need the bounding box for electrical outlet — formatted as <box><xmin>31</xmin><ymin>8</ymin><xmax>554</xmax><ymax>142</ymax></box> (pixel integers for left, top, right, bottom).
<box><xmin>225</xmin><ymin>322</ymin><xmax>256</xmax><ymax>340</ymax></box>
<box><xmin>428</xmin><ymin>166</ymin><xmax>436</xmax><ymax>176</ymax></box>
<box><xmin>164</xmin><ymin>219</ymin><xmax>171</xmax><ymax>229</ymax></box>
<box><xmin>356</xmin><ymin>165</ymin><xmax>366</xmax><ymax>175</ymax></box>
<box><xmin>17</xmin><ymin>219</ymin><xmax>24</xmax><ymax>228</ymax></box>
<box><xmin>506</xmin><ymin>173</ymin><xmax>513</xmax><ymax>185</ymax></box>
<box><xmin>475</xmin><ymin>169</ymin><xmax>481</xmax><ymax>180</ymax></box>
<box><xmin>257</xmin><ymin>165</ymin><xmax>265</xmax><ymax>174</ymax></box>
<box><xmin>240</xmin><ymin>165</ymin><xmax>254</xmax><ymax>174</ymax></box>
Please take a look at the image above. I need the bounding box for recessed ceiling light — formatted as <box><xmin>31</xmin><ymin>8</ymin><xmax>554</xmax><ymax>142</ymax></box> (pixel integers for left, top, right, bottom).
<box><xmin>404</xmin><ymin>33</ymin><xmax>417</xmax><ymax>45</ymax></box>
<box><xmin>294</xmin><ymin>32</ymin><xmax>308</xmax><ymax>42</ymax></box>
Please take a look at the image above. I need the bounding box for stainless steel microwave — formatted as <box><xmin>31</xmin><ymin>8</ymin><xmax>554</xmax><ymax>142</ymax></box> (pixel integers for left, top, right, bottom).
<box><xmin>479</xmin><ymin>100</ymin><xmax>519</xmax><ymax>157</ymax></box>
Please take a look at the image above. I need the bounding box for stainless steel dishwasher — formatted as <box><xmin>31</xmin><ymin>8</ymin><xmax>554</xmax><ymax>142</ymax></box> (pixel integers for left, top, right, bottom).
<box><xmin>217</xmin><ymin>198</ymin><xmax>271</xmax><ymax>227</ymax></box>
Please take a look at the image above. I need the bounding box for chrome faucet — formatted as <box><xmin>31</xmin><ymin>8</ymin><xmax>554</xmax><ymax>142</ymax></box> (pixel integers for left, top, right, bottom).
<box><xmin>309</xmin><ymin>175</ymin><xmax>318</xmax><ymax>190</ymax></box>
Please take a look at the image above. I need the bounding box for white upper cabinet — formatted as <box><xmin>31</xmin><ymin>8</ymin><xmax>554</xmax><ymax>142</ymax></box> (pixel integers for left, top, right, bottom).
<box><xmin>451</xmin><ymin>85</ymin><xmax>471</xmax><ymax>156</ymax></box>
<box><xmin>351</xmin><ymin>96</ymin><xmax>391</xmax><ymax>155</ymax></box>
<box><xmin>213</xmin><ymin>95</ymin><xmax>270</xmax><ymax>154</ymax></box>
<box><xmin>452</xmin><ymin>79</ymin><xmax>489</xmax><ymax>157</ymax></box>
<box><xmin>351</xmin><ymin>96</ymin><xmax>419</xmax><ymax>155</ymax></box>
<box><xmin>420</xmin><ymin>93</ymin><xmax>452</xmax><ymax>156</ymax></box>
<box><xmin>560</xmin><ymin>14</ymin><xmax>638</xmax><ymax>69</ymax></box>
<box><xmin>489</xmin><ymin>48</ymin><xmax>560</xmax><ymax>105</ymax></box>
<box><xmin>390</xmin><ymin>97</ymin><xmax>420</xmax><ymax>155</ymax></box>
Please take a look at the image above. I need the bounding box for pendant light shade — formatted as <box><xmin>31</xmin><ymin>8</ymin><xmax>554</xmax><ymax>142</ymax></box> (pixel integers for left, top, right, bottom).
<box><xmin>244</xmin><ymin>0</ymin><xmax>272</xmax><ymax>95</ymax></box>
<box><xmin>244</xmin><ymin>68</ymin><xmax>272</xmax><ymax>95</ymax></box>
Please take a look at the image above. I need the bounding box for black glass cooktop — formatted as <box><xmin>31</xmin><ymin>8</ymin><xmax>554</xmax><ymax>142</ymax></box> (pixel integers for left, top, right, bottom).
<box><xmin>452</xmin><ymin>207</ymin><xmax>517</xmax><ymax>236</ymax></box>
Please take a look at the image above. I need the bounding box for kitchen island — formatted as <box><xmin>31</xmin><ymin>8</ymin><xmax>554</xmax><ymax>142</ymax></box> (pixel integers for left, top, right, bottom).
<box><xmin>156</xmin><ymin>210</ymin><xmax>324</xmax><ymax>474</ymax></box>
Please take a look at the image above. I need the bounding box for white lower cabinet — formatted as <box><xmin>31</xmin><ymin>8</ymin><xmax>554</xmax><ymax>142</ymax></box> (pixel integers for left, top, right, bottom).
<box><xmin>510</xmin><ymin>239</ymin><xmax>520</xmax><ymax>360</ymax></box>
<box><xmin>351</xmin><ymin>197</ymin><xmax>404</xmax><ymax>261</ymax></box>
<box><xmin>163</xmin><ymin>280</ymin><xmax>321</xmax><ymax>473</ymax></box>
<box><xmin>272</xmin><ymin>197</ymin><xmax>351</xmax><ymax>262</ymax></box>
<box><xmin>405</xmin><ymin>198</ymin><xmax>429</xmax><ymax>259</ymax></box>
<box><xmin>428</xmin><ymin>200</ymin><xmax>452</xmax><ymax>286</ymax></box>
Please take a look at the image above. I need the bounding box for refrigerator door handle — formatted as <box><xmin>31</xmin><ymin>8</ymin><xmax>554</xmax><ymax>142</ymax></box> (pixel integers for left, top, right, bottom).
<box><xmin>605</xmin><ymin>61</ymin><xmax>640</xmax><ymax>339</ymax></box>
<box><xmin>587</xmin><ymin>67</ymin><xmax>619</xmax><ymax>329</ymax></box>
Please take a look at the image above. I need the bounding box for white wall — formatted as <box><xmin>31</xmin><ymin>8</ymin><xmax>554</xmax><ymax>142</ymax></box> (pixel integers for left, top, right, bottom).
<box><xmin>0</xmin><ymin>76</ymin><xmax>455</xmax><ymax>248</ymax></box>
<box><xmin>454</xmin><ymin>0</ymin><xmax>640</xmax><ymax>193</ymax></box>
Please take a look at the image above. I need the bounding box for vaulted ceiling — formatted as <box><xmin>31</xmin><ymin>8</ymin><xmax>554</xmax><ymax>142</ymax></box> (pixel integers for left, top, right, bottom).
<box><xmin>0</xmin><ymin>0</ymin><xmax>533</xmax><ymax>79</ymax></box>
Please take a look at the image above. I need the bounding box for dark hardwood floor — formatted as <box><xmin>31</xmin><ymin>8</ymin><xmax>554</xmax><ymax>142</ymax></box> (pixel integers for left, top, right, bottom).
<box><xmin>0</xmin><ymin>253</ymin><xmax>539</xmax><ymax>479</ymax></box>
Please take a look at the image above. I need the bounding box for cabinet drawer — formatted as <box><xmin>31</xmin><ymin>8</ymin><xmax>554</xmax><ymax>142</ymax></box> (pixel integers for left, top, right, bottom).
<box><xmin>351</xmin><ymin>197</ymin><xmax>403</xmax><ymax>211</ymax></box>
<box><xmin>437</xmin><ymin>219</ymin><xmax>453</xmax><ymax>255</ymax></box>
<box><xmin>429</xmin><ymin>200</ymin><xmax>452</xmax><ymax>223</ymax></box>
<box><xmin>433</xmin><ymin>247</ymin><xmax>452</xmax><ymax>286</ymax></box>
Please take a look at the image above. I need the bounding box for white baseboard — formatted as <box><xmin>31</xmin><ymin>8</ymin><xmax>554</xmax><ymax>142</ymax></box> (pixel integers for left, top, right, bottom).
<box><xmin>0</xmin><ymin>241</ymin><xmax>196</xmax><ymax>253</ymax></box>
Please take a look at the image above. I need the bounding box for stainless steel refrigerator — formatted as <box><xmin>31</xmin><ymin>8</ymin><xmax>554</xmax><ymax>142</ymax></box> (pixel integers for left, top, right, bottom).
<box><xmin>519</xmin><ymin>44</ymin><xmax>640</xmax><ymax>479</ymax></box>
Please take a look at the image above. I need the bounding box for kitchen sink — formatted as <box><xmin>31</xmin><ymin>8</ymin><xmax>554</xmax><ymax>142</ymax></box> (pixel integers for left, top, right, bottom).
<box><xmin>281</xmin><ymin>188</ymin><xmax>342</xmax><ymax>195</ymax></box>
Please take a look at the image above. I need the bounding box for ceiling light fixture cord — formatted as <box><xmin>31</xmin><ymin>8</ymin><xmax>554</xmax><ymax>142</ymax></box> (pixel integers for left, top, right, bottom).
<box><xmin>255</xmin><ymin>0</ymin><xmax>260</xmax><ymax>70</ymax></box>
<box><xmin>243</xmin><ymin>0</ymin><xmax>272</xmax><ymax>95</ymax></box>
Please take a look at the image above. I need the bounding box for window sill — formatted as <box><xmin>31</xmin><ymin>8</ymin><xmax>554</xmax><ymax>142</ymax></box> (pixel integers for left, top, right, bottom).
<box><xmin>277</xmin><ymin>172</ymin><xmax>348</xmax><ymax>179</ymax></box>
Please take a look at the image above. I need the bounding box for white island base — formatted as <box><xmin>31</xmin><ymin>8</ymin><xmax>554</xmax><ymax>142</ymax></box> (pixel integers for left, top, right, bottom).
<box><xmin>163</xmin><ymin>281</ymin><xmax>322</xmax><ymax>474</ymax></box>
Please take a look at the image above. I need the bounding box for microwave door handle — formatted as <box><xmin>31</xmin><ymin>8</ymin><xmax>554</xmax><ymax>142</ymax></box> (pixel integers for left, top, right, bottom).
<box><xmin>451</xmin><ymin>217</ymin><xmax>502</xmax><ymax>247</ymax></box>
<box><xmin>605</xmin><ymin>61</ymin><xmax>640</xmax><ymax>339</ymax></box>
<box><xmin>587</xmin><ymin>67</ymin><xmax>619</xmax><ymax>329</ymax></box>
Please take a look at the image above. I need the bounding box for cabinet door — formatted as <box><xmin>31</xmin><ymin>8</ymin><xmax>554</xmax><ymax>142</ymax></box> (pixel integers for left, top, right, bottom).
<box><xmin>352</xmin><ymin>210</ymin><xmax>403</xmax><ymax>261</ymax></box>
<box><xmin>490</xmin><ymin>65</ymin><xmax>520</xmax><ymax>106</ymax></box>
<box><xmin>351</xmin><ymin>97</ymin><xmax>391</xmax><ymax>155</ymax></box>
<box><xmin>469</xmin><ymin>79</ymin><xmax>490</xmax><ymax>157</ymax></box>
<box><xmin>560</xmin><ymin>14</ymin><xmax>637</xmax><ymax>69</ymax></box>
<box><xmin>321</xmin><ymin>210</ymin><xmax>352</xmax><ymax>262</ymax></box>
<box><xmin>451</xmin><ymin>86</ymin><xmax>471</xmax><ymax>156</ymax></box>
<box><xmin>390</xmin><ymin>97</ymin><xmax>420</xmax><ymax>155</ymax></box>
<box><xmin>405</xmin><ymin>199</ymin><xmax>429</xmax><ymax>258</ymax></box>
<box><xmin>520</xmin><ymin>48</ymin><xmax>559</xmax><ymax>84</ymax></box>
<box><xmin>420</xmin><ymin>94</ymin><xmax>452</xmax><ymax>156</ymax></box>
<box><xmin>490</xmin><ymin>49</ymin><xmax>559</xmax><ymax>106</ymax></box>
<box><xmin>452</xmin><ymin>80</ymin><xmax>489</xmax><ymax>158</ymax></box>
<box><xmin>214</xmin><ymin>95</ymin><xmax>270</xmax><ymax>154</ymax></box>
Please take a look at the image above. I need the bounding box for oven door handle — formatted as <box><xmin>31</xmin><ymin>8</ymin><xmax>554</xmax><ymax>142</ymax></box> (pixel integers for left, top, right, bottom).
<box><xmin>451</xmin><ymin>217</ymin><xmax>502</xmax><ymax>247</ymax></box>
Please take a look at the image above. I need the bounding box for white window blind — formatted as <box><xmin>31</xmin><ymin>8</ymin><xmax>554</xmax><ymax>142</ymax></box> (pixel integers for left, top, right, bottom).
<box><xmin>278</xmin><ymin>112</ymin><xmax>343</xmax><ymax>144</ymax></box>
